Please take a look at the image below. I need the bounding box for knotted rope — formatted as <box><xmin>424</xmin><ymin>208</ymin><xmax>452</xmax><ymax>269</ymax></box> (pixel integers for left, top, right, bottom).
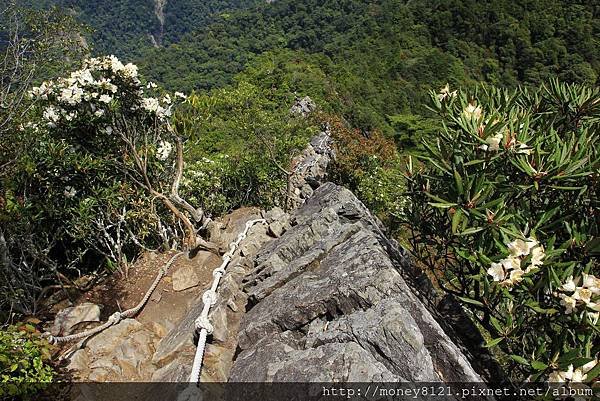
<box><xmin>189</xmin><ymin>218</ymin><xmax>266</xmax><ymax>383</ymax></box>
<box><xmin>42</xmin><ymin>251</ymin><xmax>185</xmax><ymax>344</ymax></box>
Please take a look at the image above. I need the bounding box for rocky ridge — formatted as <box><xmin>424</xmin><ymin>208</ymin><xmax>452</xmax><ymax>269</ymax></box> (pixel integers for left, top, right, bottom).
<box><xmin>56</xmin><ymin>129</ymin><xmax>496</xmax><ymax>400</ymax></box>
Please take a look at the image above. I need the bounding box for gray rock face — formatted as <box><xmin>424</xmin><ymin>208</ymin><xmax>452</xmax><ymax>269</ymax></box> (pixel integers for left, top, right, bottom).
<box><xmin>290</xmin><ymin>96</ymin><xmax>316</xmax><ymax>117</ymax></box>
<box><xmin>51</xmin><ymin>302</ymin><xmax>101</xmax><ymax>336</ymax></box>
<box><xmin>230</xmin><ymin>183</ymin><xmax>484</xmax><ymax>387</ymax></box>
<box><xmin>65</xmin><ymin>318</ymin><xmax>160</xmax><ymax>381</ymax></box>
<box><xmin>288</xmin><ymin>131</ymin><xmax>335</xmax><ymax>209</ymax></box>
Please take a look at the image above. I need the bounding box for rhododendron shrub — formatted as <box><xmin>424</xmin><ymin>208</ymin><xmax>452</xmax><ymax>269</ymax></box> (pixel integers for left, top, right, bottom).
<box><xmin>1</xmin><ymin>56</ymin><xmax>200</xmax><ymax>313</ymax></box>
<box><xmin>404</xmin><ymin>80</ymin><xmax>599</xmax><ymax>384</ymax></box>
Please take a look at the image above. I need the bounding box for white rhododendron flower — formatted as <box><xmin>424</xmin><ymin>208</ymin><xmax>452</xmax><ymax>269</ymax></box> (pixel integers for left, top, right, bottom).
<box><xmin>549</xmin><ymin>360</ymin><xmax>597</xmax><ymax>383</ymax></box>
<box><xmin>437</xmin><ymin>83</ymin><xmax>457</xmax><ymax>102</ymax></box>
<box><xmin>63</xmin><ymin>186</ymin><xmax>77</xmax><ymax>198</ymax></box>
<box><xmin>507</xmin><ymin>237</ymin><xmax>538</xmax><ymax>257</ymax></box>
<box><xmin>560</xmin><ymin>276</ymin><xmax>577</xmax><ymax>293</ymax></box>
<box><xmin>487</xmin><ymin>262</ymin><xmax>505</xmax><ymax>282</ymax></box>
<box><xmin>487</xmin><ymin>236</ymin><xmax>545</xmax><ymax>289</ymax></box>
<box><xmin>70</xmin><ymin>68</ymin><xmax>94</xmax><ymax>85</ymax></box>
<box><xmin>506</xmin><ymin>268</ymin><xmax>524</xmax><ymax>286</ymax></box>
<box><xmin>142</xmin><ymin>97</ymin><xmax>160</xmax><ymax>113</ymax></box>
<box><xmin>121</xmin><ymin>63</ymin><xmax>138</xmax><ymax>79</ymax></box>
<box><xmin>43</xmin><ymin>106</ymin><xmax>60</xmax><ymax>125</ymax></box>
<box><xmin>463</xmin><ymin>103</ymin><xmax>482</xmax><ymax>120</ymax></box>
<box><xmin>479</xmin><ymin>132</ymin><xmax>504</xmax><ymax>152</ymax></box>
<box><xmin>99</xmin><ymin>94</ymin><xmax>112</xmax><ymax>104</ymax></box>
<box><xmin>147</xmin><ymin>81</ymin><xmax>157</xmax><ymax>89</ymax></box>
<box><xmin>108</xmin><ymin>55</ymin><xmax>124</xmax><ymax>72</ymax></box>
<box><xmin>174</xmin><ymin>91</ymin><xmax>187</xmax><ymax>99</ymax></box>
<box><xmin>29</xmin><ymin>82</ymin><xmax>52</xmax><ymax>99</ymax></box>
<box><xmin>527</xmin><ymin>245</ymin><xmax>545</xmax><ymax>271</ymax></box>
<box><xmin>556</xmin><ymin>272</ymin><xmax>600</xmax><ymax>314</ymax></box>
<box><xmin>156</xmin><ymin>141</ymin><xmax>173</xmax><ymax>161</ymax></box>
<box><xmin>582</xmin><ymin>273</ymin><xmax>600</xmax><ymax>295</ymax></box>
<box><xmin>59</xmin><ymin>85</ymin><xmax>84</xmax><ymax>105</ymax></box>
<box><xmin>572</xmin><ymin>287</ymin><xmax>592</xmax><ymax>305</ymax></box>
<box><xmin>559</xmin><ymin>294</ymin><xmax>577</xmax><ymax>314</ymax></box>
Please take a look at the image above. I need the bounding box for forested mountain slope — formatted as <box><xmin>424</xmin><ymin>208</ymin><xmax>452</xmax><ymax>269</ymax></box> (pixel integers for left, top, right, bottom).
<box><xmin>15</xmin><ymin>0</ymin><xmax>260</xmax><ymax>57</ymax></box>
<box><xmin>135</xmin><ymin>0</ymin><xmax>600</xmax><ymax>130</ymax></box>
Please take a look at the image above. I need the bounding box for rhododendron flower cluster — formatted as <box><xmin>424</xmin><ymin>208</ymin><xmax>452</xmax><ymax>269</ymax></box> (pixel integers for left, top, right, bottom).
<box><xmin>549</xmin><ymin>360</ymin><xmax>597</xmax><ymax>383</ymax></box>
<box><xmin>556</xmin><ymin>273</ymin><xmax>600</xmax><ymax>315</ymax></box>
<box><xmin>487</xmin><ymin>236</ymin><xmax>545</xmax><ymax>288</ymax></box>
<box><xmin>29</xmin><ymin>55</ymin><xmax>174</xmax><ymax>128</ymax></box>
<box><xmin>156</xmin><ymin>141</ymin><xmax>173</xmax><ymax>161</ymax></box>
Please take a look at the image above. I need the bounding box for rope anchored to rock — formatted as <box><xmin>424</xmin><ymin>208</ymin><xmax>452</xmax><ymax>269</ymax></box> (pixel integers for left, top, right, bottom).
<box><xmin>189</xmin><ymin>218</ymin><xmax>266</xmax><ymax>383</ymax></box>
<box><xmin>42</xmin><ymin>251</ymin><xmax>185</xmax><ymax>344</ymax></box>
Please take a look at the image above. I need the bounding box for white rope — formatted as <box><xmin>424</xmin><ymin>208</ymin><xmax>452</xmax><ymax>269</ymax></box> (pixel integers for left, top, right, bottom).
<box><xmin>42</xmin><ymin>251</ymin><xmax>185</xmax><ymax>344</ymax></box>
<box><xmin>189</xmin><ymin>218</ymin><xmax>266</xmax><ymax>383</ymax></box>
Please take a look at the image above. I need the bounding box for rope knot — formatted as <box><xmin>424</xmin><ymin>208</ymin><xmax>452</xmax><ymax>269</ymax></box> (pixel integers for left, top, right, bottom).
<box><xmin>108</xmin><ymin>311</ymin><xmax>122</xmax><ymax>324</ymax></box>
<box><xmin>202</xmin><ymin>290</ymin><xmax>218</xmax><ymax>306</ymax></box>
<box><xmin>41</xmin><ymin>332</ymin><xmax>56</xmax><ymax>345</ymax></box>
<box><xmin>194</xmin><ymin>316</ymin><xmax>213</xmax><ymax>335</ymax></box>
<box><xmin>212</xmin><ymin>267</ymin><xmax>226</xmax><ymax>278</ymax></box>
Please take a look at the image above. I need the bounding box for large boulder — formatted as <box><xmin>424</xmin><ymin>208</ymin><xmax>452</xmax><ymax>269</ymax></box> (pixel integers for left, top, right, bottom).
<box><xmin>230</xmin><ymin>183</ymin><xmax>486</xmax><ymax>390</ymax></box>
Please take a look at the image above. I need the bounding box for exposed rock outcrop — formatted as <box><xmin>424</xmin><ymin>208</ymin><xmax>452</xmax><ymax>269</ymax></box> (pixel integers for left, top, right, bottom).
<box><xmin>230</xmin><ymin>183</ymin><xmax>484</xmax><ymax>387</ymax></box>
<box><xmin>288</xmin><ymin>130</ymin><xmax>335</xmax><ymax>209</ymax></box>
<box><xmin>290</xmin><ymin>96</ymin><xmax>316</xmax><ymax>117</ymax></box>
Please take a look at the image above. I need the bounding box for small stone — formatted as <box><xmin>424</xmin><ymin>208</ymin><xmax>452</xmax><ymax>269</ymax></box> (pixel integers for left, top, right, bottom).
<box><xmin>150</xmin><ymin>292</ymin><xmax>162</xmax><ymax>303</ymax></box>
<box><xmin>265</xmin><ymin>207</ymin><xmax>286</xmax><ymax>223</ymax></box>
<box><xmin>51</xmin><ymin>302</ymin><xmax>101</xmax><ymax>336</ymax></box>
<box><xmin>227</xmin><ymin>299</ymin><xmax>239</xmax><ymax>312</ymax></box>
<box><xmin>66</xmin><ymin>349</ymin><xmax>90</xmax><ymax>376</ymax></box>
<box><xmin>210</xmin><ymin>305</ymin><xmax>228</xmax><ymax>344</ymax></box>
<box><xmin>172</xmin><ymin>265</ymin><xmax>201</xmax><ymax>291</ymax></box>
<box><xmin>268</xmin><ymin>220</ymin><xmax>285</xmax><ymax>238</ymax></box>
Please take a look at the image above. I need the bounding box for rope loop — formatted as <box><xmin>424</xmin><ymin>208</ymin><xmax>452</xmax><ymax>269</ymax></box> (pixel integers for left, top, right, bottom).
<box><xmin>212</xmin><ymin>267</ymin><xmax>226</xmax><ymax>278</ymax></box>
<box><xmin>194</xmin><ymin>316</ymin><xmax>214</xmax><ymax>335</ymax></box>
<box><xmin>202</xmin><ymin>290</ymin><xmax>218</xmax><ymax>306</ymax></box>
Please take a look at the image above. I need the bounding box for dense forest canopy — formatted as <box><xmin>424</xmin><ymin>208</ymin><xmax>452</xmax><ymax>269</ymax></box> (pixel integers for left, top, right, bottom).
<box><xmin>15</xmin><ymin>0</ymin><xmax>260</xmax><ymax>57</ymax></box>
<box><xmin>133</xmin><ymin>0</ymin><xmax>599</xmax><ymax>131</ymax></box>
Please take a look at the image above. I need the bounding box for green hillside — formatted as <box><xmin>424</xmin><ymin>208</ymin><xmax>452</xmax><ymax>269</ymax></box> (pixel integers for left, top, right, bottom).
<box><xmin>135</xmin><ymin>0</ymin><xmax>600</xmax><ymax>131</ymax></box>
<box><xmin>15</xmin><ymin>0</ymin><xmax>260</xmax><ymax>57</ymax></box>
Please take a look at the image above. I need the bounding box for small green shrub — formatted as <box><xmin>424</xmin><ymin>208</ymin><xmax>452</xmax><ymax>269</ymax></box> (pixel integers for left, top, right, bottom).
<box><xmin>174</xmin><ymin>81</ymin><xmax>315</xmax><ymax>214</ymax></box>
<box><xmin>324</xmin><ymin>114</ymin><xmax>406</xmax><ymax>224</ymax></box>
<box><xmin>404</xmin><ymin>80</ymin><xmax>599</xmax><ymax>385</ymax></box>
<box><xmin>0</xmin><ymin>325</ymin><xmax>54</xmax><ymax>398</ymax></box>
